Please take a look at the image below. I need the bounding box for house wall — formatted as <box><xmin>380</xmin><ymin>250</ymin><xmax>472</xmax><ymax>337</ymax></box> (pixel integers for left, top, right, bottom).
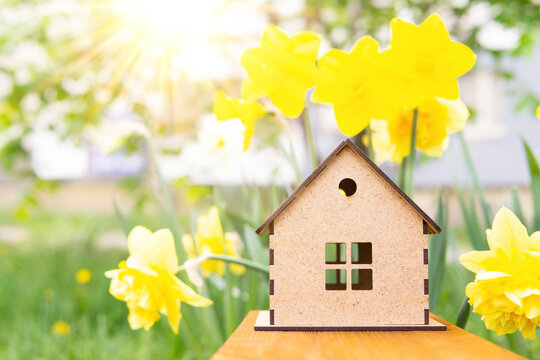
<box><xmin>269</xmin><ymin>146</ymin><xmax>429</xmax><ymax>326</ymax></box>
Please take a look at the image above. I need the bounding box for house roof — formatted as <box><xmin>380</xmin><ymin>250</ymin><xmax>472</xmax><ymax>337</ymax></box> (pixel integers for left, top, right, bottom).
<box><xmin>255</xmin><ymin>139</ymin><xmax>442</xmax><ymax>235</ymax></box>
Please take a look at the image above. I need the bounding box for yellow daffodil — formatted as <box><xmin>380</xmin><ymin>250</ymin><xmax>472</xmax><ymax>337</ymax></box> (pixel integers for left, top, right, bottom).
<box><xmin>241</xmin><ymin>25</ymin><xmax>320</xmax><ymax>118</ymax></box>
<box><xmin>213</xmin><ymin>89</ymin><xmax>265</xmax><ymax>151</ymax></box>
<box><xmin>379</xmin><ymin>14</ymin><xmax>476</xmax><ymax>109</ymax></box>
<box><xmin>52</xmin><ymin>321</ymin><xmax>70</xmax><ymax>336</ymax></box>
<box><xmin>536</xmin><ymin>105</ymin><xmax>540</xmax><ymax>119</ymax></box>
<box><xmin>105</xmin><ymin>226</ymin><xmax>212</xmax><ymax>334</ymax></box>
<box><xmin>76</xmin><ymin>269</ymin><xmax>92</xmax><ymax>284</ymax></box>
<box><xmin>370</xmin><ymin>97</ymin><xmax>468</xmax><ymax>163</ymax></box>
<box><xmin>182</xmin><ymin>207</ymin><xmax>245</xmax><ymax>277</ymax></box>
<box><xmin>460</xmin><ymin>207</ymin><xmax>540</xmax><ymax>339</ymax></box>
<box><xmin>312</xmin><ymin>36</ymin><xmax>397</xmax><ymax>136</ymax></box>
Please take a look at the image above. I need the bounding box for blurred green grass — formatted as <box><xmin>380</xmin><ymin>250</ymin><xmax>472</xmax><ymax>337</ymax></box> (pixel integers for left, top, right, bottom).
<box><xmin>0</xmin><ymin>209</ymin><xmax>537</xmax><ymax>359</ymax></box>
<box><xmin>0</xmin><ymin>211</ymin><xmax>185</xmax><ymax>359</ymax></box>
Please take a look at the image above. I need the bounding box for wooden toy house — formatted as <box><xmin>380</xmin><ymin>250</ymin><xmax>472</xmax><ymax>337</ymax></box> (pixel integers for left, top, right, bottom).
<box><xmin>254</xmin><ymin>139</ymin><xmax>446</xmax><ymax>330</ymax></box>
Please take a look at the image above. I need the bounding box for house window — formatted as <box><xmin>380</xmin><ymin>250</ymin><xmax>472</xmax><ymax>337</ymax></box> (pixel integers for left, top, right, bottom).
<box><xmin>351</xmin><ymin>242</ymin><xmax>372</xmax><ymax>264</ymax></box>
<box><xmin>325</xmin><ymin>242</ymin><xmax>374</xmax><ymax>291</ymax></box>
<box><xmin>352</xmin><ymin>269</ymin><xmax>373</xmax><ymax>290</ymax></box>
<box><xmin>325</xmin><ymin>243</ymin><xmax>346</xmax><ymax>264</ymax></box>
<box><xmin>325</xmin><ymin>269</ymin><xmax>346</xmax><ymax>290</ymax></box>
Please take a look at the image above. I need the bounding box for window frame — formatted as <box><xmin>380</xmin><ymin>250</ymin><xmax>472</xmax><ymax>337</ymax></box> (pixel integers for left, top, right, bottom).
<box><xmin>324</xmin><ymin>241</ymin><xmax>373</xmax><ymax>291</ymax></box>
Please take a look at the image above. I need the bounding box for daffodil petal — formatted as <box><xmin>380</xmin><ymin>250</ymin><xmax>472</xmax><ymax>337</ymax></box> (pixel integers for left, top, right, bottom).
<box><xmin>523</xmin><ymin>295</ymin><xmax>540</xmax><ymax>320</ymax></box>
<box><xmin>515</xmin><ymin>287</ymin><xmax>540</xmax><ymax>299</ymax></box>
<box><xmin>384</xmin><ymin>14</ymin><xmax>475</xmax><ymax>108</ymax></box>
<box><xmin>334</xmin><ymin>102</ymin><xmax>372</xmax><ymax>136</ymax></box>
<box><xmin>182</xmin><ymin>234</ymin><xmax>196</xmax><ymax>258</ymax></box>
<box><xmin>312</xmin><ymin>49</ymin><xmax>350</xmax><ymax>105</ymax></box>
<box><xmin>504</xmin><ymin>290</ymin><xmax>522</xmax><ymax>307</ymax></box>
<box><xmin>163</xmin><ymin>296</ymin><xmax>181</xmax><ymax>334</ymax></box>
<box><xmin>460</xmin><ymin>250</ymin><xmax>493</xmax><ymax>273</ymax></box>
<box><xmin>196</xmin><ymin>207</ymin><xmax>223</xmax><ymax>241</ymax></box>
<box><xmin>291</xmin><ymin>31</ymin><xmax>321</xmax><ymax>60</ymax></box>
<box><xmin>242</xmin><ymin>119</ymin><xmax>255</xmax><ymax>151</ymax></box>
<box><xmin>125</xmin><ymin>227</ymin><xmax>178</xmax><ymax>275</ymax></box>
<box><xmin>173</xmin><ymin>277</ymin><xmax>213</xmax><ymax>307</ymax></box>
<box><xmin>442</xmin><ymin>98</ymin><xmax>469</xmax><ymax>132</ymax></box>
<box><xmin>127</xmin><ymin>226</ymin><xmax>154</xmax><ymax>255</ymax></box>
<box><xmin>241</xmin><ymin>25</ymin><xmax>319</xmax><ymax>118</ymax></box>
<box><xmin>476</xmin><ymin>270</ymin><xmax>511</xmax><ymax>281</ymax></box>
<box><xmin>488</xmin><ymin>207</ymin><xmax>532</xmax><ymax>261</ymax></box>
<box><xmin>442</xmin><ymin>41</ymin><xmax>477</xmax><ymax>77</ymax></box>
<box><xmin>260</xmin><ymin>25</ymin><xmax>289</xmax><ymax>51</ymax></box>
<box><xmin>389</xmin><ymin>18</ymin><xmax>419</xmax><ymax>51</ymax></box>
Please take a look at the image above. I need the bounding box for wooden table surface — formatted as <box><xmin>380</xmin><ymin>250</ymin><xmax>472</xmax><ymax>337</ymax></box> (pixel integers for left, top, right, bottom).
<box><xmin>212</xmin><ymin>311</ymin><xmax>525</xmax><ymax>360</ymax></box>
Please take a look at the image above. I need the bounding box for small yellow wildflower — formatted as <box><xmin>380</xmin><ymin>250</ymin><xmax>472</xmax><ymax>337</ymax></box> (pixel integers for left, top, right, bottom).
<box><xmin>241</xmin><ymin>25</ymin><xmax>320</xmax><ymax>118</ymax></box>
<box><xmin>312</xmin><ymin>36</ymin><xmax>397</xmax><ymax>136</ymax></box>
<box><xmin>76</xmin><ymin>269</ymin><xmax>92</xmax><ymax>284</ymax></box>
<box><xmin>43</xmin><ymin>289</ymin><xmax>54</xmax><ymax>300</ymax></box>
<box><xmin>105</xmin><ymin>226</ymin><xmax>212</xmax><ymax>334</ymax></box>
<box><xmin>379</xmin><ymin>14</ymin><xmax>476</xmax><ymax>109</ymax></box>
<box><xmin>536</xmin><ymin>105</ymin><xmax>540</xmax><ymax>119</ymax></box>
<box><xmin>213</xmin><ymin>89</ymin><xmax>265</xmax><ymax>151</ymax></box>
<box><xmin>182</xmin><ymin>207</ymin><xmax>245</xmax><ymax>277</ymax></box>
<box><xmin>460</xmin><ymin>207</ymin><xmax>540</xmax><ymax>339</ymax></box>
<box><xmin>370</xmin><ymin>97</ymin><xmax>469</xmax><ymax>163</ymax></box>
<box><xmin>52</xmin><ymin>321</ymin><xmax>70</xmax><ymax>336</ymax></box>
<box><xmin>0</xmin><ymin>244</ymin><xmax>9</xmax><ymax>255</ymax></box>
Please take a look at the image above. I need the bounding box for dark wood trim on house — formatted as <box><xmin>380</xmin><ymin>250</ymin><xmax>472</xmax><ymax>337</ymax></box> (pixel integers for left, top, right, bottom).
<box><xmin>268</xmin><ymin>221</ymin><xmax>274</xmax><ymax>235</ymax></box>
<box><xmin>424</xmin><ymin>279</ymin><xmax>429</xmax><ymax>295</ymax></box>
<box><xmin>255</xmin><ymin>139</ymin><xmax>441</xmax><ymax>236</ymax></box>
<box><xmin>269</xmin><ymin>280</ymin><xmax>274</xmax><ymax>295</ymax></box>
<box><xmin>255</xmin><ymin>323</ymin><xmax>446</xmax><ymax>331</ymax></box>
<box><xmin>424</xmin><ymin>309</ymin><xmax>430</xmax><ymax>325</ymax></box>
<box><xmin>269</xmin><ymin>310</ymin><xmax>274</xmax><ymax>325</ymax></box>
<box><xmin>423</xmin><ymin>249</ymin><xmax>429</xmax><ymax>264</ymax></box>
<box><xmin>269</xmin><ymin>249</ymin><xmax>274</xmax><ymax>265</ymax></box>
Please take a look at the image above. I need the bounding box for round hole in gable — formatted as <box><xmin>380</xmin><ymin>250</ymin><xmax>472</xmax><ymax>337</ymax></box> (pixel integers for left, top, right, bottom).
<box><xmin>339</xmin><ymin>178</ymin><xmax>357</xmax><ymax>197</ymax></box>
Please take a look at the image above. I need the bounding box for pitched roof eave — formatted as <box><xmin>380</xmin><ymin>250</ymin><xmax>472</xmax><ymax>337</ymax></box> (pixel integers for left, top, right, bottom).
<box><xmin>255</xmin><ymin>139</ymin><xmax>441</xmax><ymax>236</ymax></box>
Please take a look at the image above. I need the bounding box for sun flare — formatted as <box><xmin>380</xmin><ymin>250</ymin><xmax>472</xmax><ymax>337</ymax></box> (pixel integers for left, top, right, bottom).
<box><xmin>49</xmin><ymin>0</ymin><xmax>264</xmax><ymax>130</ymax></box>
<box><xmin>109</xmin><ymin>0</ymin><xmax>218</xmax><ymax>42</ymax></box>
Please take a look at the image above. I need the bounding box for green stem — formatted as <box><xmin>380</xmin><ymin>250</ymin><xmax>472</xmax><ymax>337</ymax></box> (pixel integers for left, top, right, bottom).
<box><xmin>455</xmin><ymin>296</ymin><xmax>471</xmax><ymax>329</ymax></box>
<box><xmin>179</xmin><ymin>254</ymin><xmax>269</xmax><ymax>275</ymax></box>
<box><xmin>283</xmin><ymin>133</ymin><xmax>302</xmax><ymax>185</ymax></box>
<box><xmin>398</xmin><ymin>108</ymin><xmax>418</xmax><ymax>196</ymax></box>
<box><xmin>505</xmin><ymin>333</ymin><xmax>522</xmax><ymax>354</ymax></box>
<box><xmin>302</xmin><ymin>109</ymin><xmax>318</xmax><ymax>169</ymax></box>
<box><xmin>224</xmin><ymin>262</ymin><xmax>235</xmax><ymax>336</ymax></box>
<box><xmin>367</xmin><ymin>126</ymin><xmax>375</xmax><ymax>160</ymax></box>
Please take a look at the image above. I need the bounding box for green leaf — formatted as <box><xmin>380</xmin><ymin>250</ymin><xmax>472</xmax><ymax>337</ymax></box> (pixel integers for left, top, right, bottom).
<box><xmin>455</xmin><ymin>296</ymin><xmax>471</xmax><ymax>329</ymax></box>
<box><xmin>112</xmin><ymin>193</ymin><xmax>131</xmax><ymax>236</ymax></box>
<box><xmin>453</xmin><ymin>178</ymin><xmax>487</xmax><ymax>251</ymax></box>
<box><xmin>398</xmin><ymin>108</ymin><xmax>418</xmax><ymax>196</ymax></box>
<box><xmin>429</xmin><ymin>191</ymin><xmax>448</xmax><ymax>310</ymax></box>
<box><xmin>243</xmin><ymin>225</ymin><xmax>268</xmax><ymax>265</ymax></box>
<box><xmin>458</xmin><ymin>132</ymin><xmax>492</xmax><ymax>227</ymax></box>
<box><xmin>522</xmin><ymin>138</ymin><xmax>540</xmax><ymax>230</ymax></box>
<box><xmin>510</xmin><ymin>187</ymin><xmax>526</xmax><ymax>225</ymax></box>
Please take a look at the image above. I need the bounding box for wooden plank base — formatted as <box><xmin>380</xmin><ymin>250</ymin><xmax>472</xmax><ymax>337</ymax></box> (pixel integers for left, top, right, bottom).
<box><xmin>212</xmin><ymin>311</ymin><xmax>525</xmax><ymax>360</ymax></box>
<box><xmin>254</xmin><ymin>311</ymin><xmax>446</xmax><ymax>331</ymax></box>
